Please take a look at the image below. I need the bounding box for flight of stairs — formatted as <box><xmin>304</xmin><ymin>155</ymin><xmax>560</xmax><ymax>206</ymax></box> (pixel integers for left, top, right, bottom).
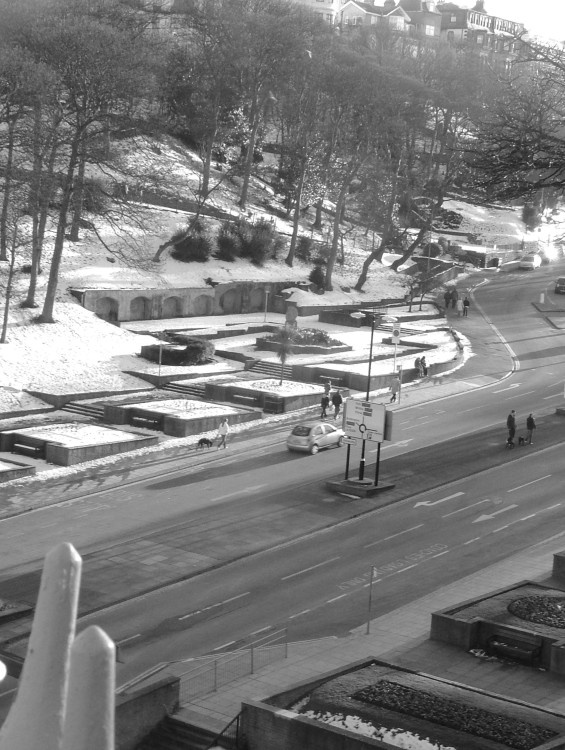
<box><xmin>248</xmin><ymin>360</ymin><xmax>293</xmax><ymax>380</ymax></box>
<box><xmin>136</xmin><ymin>716</ymin><xmax>226</xmax><ymax>750</ymax></box>
<box><xmin>60</xmin><ymin>401</ymin><xmax>105</xmax><ymax>419</ymax></box>
<box><xmin>161</xmin><ymin>382</ymin><xmax>206</xmax><ymax>398</ymax></box>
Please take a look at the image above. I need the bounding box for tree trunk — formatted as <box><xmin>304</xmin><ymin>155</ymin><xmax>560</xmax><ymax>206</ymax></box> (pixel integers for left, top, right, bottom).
<box><xmin>355</xmin><ymin>238</ymin><xmax>387</xmax><ymax>291</ymax></box>
<box><xmin>69</xmin><ymin>138</ymin><xmax>87</xmax><ymax>241</ymax></box>
<box><xmin>38</xmin><ymin>135</ymin><xmax>80</xmax><ymax>324</ymax></box>
<box><xmin>313</xmin><ymin>197</ymin><xmax>323</xmax><ymax>230</ymax></box>
<box><xmin>238</xmin><ymin>94</ymin><xmax>260</xmax><ymax>210</ymax></box>
<box><xmin>0</xmin><ymin>226</ymin><xmax>18</xmax><ymax>344</ymax></box>
<box><xmin>285</xmin><ymin>164</ymin><xmax>306</xmax><ymax>267</ymax></box>
<box><xmin>0</xmin><ymin>119</ymin><xmax>16</xmax><ymax>262</ymax></box>
<box><xmin>390</xmin><ymin>226</ymin><xmax>427</xmax><ymax>271</ymax></box>
<box><xmin>324</xmin><ymin>178</ymin><xmax>350</xmax><ymax>291</ymax></box>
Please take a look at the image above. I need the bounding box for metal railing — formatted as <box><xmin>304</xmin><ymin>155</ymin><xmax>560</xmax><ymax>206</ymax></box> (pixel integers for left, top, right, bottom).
<box><xmin>178</xmin><ymin>628</ymin><xmax>288</xmax><ymax>705</ymax></box>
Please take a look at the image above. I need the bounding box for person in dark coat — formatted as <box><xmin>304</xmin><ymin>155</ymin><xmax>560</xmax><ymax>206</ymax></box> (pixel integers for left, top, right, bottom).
<box><xmin>451</xmin><ymin>288</ymin><xmax>459</xmax><ymax>309</ymax></box>
<box><xmin>320</xmin><ymin>394</ymin><xmax>330</xmax><ymax>419</ymax></box>
<box><xmin>526</xmin><ymin>413</ymin><xmax>536</xmax><ymax>444</ymax></box>
<box><xmin>331</xmin><ymin>389</ymin><xmax>343</xmax><ymax>419</ymax></box>
<box><xmin>506</xmin><ymin>410</ymin><xmax>516</xmax><ymax>447</ymax></box>
<box><xmin>463</xmin><ymin>296</ymin><xmax>470</xmax><ymax>317</ymax></box>
<box><xmin>443</xmin><ymin>289</ymin><xmax>452</xmax><ymax>310</ymax></box>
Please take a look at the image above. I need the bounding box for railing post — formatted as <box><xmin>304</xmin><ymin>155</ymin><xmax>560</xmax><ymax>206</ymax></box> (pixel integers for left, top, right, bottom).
<box><xmin>213</xmin><ymin>659</ymin><xmax>217</xmax><ymax>692</ymax></box>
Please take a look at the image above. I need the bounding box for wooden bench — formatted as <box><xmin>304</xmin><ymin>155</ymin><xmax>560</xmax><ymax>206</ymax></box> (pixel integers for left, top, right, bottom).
<box><xmin>486</xmin><ymin>632</ymin><xmax>541</xmax><ymax>665</ymax></box>
<box><xmin>232</xmin><ymin>394</ymin><xmax>259</xmax><ymax>406</ymax></box>
<box><xmin>130</xmin><ymin>415</ymin><xmax>162</xmax><ymax>430</ymax></box>
<box><xmin>12</xmin><ymin>443</ymin><xmax>44</xmax><ymax>458</ymax></box>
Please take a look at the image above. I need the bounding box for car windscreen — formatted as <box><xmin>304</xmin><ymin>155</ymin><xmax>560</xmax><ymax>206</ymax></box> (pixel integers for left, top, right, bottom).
<box><xmin>291</xmin><ymin>426</ymin><xmax>311</xmax><ymax>436</ymax></box>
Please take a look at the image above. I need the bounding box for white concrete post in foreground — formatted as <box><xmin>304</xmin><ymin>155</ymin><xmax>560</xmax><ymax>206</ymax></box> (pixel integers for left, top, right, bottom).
<box><xmin>0</xmin><ymin>542</ymin><xmax>116</xmax><ymax>750</ymax></box>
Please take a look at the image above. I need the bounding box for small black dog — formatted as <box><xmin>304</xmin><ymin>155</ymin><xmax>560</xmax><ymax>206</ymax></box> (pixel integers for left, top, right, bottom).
<box><xmin>518</xmin><ymin>436</ymin><xmax>525</xmax><ymax>446</ymax></box>
<box><xmin>197</xmin><ymin>437</ymin><xmax>214</xmax><ymax>449</ymax></box>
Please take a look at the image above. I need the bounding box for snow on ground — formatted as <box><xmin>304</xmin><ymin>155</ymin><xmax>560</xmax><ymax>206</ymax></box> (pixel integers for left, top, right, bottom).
<box><xmin>130</xmin><ymin>398</ymin><xmax>240</xmax><ymax>417</ymax></box>
<box><xmin>222</xmin><ymin>379</ymin><xmax>323</xmax><ymax>396</ymax></box>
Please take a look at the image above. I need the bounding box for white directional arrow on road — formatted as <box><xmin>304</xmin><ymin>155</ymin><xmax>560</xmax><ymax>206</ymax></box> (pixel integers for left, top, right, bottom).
<box><xmin>473</xmin><ymin>504</ymin><xmax>518</xmax><ymax>523</ymax></box>
<box><xmin>414</xmin><ymin>492</ymin><xmax>464</xmax><ymax>508</ymax></box>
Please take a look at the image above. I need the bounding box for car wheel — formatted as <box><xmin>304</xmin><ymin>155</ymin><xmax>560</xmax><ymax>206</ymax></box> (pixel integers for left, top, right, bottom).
<box><xmin>310</xmin><ymin>444</ymin><xmax>319</xmax><ymax>455</ymax></box>
<box><xmin>337</xmin><ymin>436</ymin><xmax>344</xmax><ymax>448</ymax></box>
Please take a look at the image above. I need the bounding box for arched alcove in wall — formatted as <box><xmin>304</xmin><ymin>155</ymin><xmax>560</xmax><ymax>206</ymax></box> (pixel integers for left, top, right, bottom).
<box><xmin>162</xmin><ymin>296</ymin><xmax>182</xmax><ymax>318</ymax></box>
<box><xmin>220</xmin><ymin>288</ymin><xmax>242</xmax><ymax>314</ymax></box>
<box><xmin>192</xmin><ymin>294</ymin><xmax>213</xmax><ymax>316</ymax></box>
<box><xmin>95</xmin><ymin>296</ymin><xmax>119</xmax><ymax>322</ymax></box>
<box><xmin>130</xmin><ymin>296</ymin><xmax>150</xmax><ymax>321</ymax></box>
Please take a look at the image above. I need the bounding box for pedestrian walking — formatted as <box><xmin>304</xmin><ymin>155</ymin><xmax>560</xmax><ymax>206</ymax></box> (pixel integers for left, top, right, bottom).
<box><xmin>217</xmin><ymin>417</ymin><xmax>229</xmax><ymax>449</ymax></box>
<box><xmin>443</xmin><ymin>289</ymin><xmax>452</xmax><ymax>311</ymax></box>
<box><xmin>390</xmin><ymin>375</ymin><xmax>401</xmax><ymax>403</ymax></box>
<box><xmin>506</xmin><ymin>409</ymin><xmax>516</xmax><ymax>448</ymax></box>
<box><xmin>456</xmin><ymin>298</ymin><xmax>464</xmax><ymax>317</ymax></box>
<box><xmin>331</xmin><ymin>389</ymin><xmax>343</xmax><ymax>419</ymax></box>
<box><xmin>323</xmin><ymin>379</ymin><xmax>332</xmax><ymax>398</ymax></box>
<box><xmin>414</xmin><ymin>356</ymin><xmax>424</xmax><ymax>378</ymax></box>
<box><xmin>451</xmin><ymin>288</ymin><xmax>459</xmax><ymax>309</ymax></box>
<box><xmin>463</xmin><ymin>296</ymin><xmax>470</xmax><ymax>317</ymax></box>
<box><xmin>526</xmin><ymin>413</ymin><xmax>536</xmax><ymax>444</ymax></box>
<box><xmin>420</xmin><ymin>356</ymin><xmax>428</xmax><ymax>376</ymax></box>
<box><xmin>320</xmin><ymin>393</ymin><xmax>330</xmax><ymax>419</ymax></box>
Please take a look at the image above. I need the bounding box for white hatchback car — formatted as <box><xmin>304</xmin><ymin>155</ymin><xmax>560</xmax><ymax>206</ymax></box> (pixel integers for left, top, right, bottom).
<box><xmin>519</xmin><ymin>253</ymin><xmax>542</xmax><ymax>270</ymax></box>
<box><xmin>286</xmin><ymin>421</ymin><xmax>344</xmax><ymax>454</ymax></box>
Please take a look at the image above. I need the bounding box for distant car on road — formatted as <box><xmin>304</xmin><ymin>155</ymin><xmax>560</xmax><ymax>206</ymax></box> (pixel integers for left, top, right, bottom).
<box><xmin>555</xmin><ymin>277</ymin><xmax>565</xmax><ymax>294</ymax></box>
<box><xmin>519</xmin><ymin>253</ymin><xmax>542</xmax><ymax>270</ymax></box>
<box><xmin>286</xmin><ymin>421</ymin><xmax>344</xmax><ymax>454</ymax></box>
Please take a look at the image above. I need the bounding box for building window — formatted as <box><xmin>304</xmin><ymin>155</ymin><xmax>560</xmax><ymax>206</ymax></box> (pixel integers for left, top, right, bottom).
<box><xmin>425</xmin><ymin>24</ymin><xmax>434</xmax><ymax>35</ymax></box>
<box><xmin>476</xmin><ymin>34</ymin><xmax>483</xmax><ymax>44</ymax></box>
<box><xmin>450</xmin><ymin>15</ymin><xmax>456</xmax><ymax>23</ymax></box>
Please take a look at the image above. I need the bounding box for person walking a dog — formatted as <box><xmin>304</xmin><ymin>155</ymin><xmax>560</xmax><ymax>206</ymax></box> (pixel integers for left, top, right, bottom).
<box><xmin>506</xmin><ymin>409</ymin><xmax>516</xmax><ymax>448</ymax></box>
<box><xmin>526</xmin><ymin>413</ymin><xmax>536</xmax><ymax>444</ymax></box>
<box><xmin>217</xmin><ymin>417</ymin><xmax>229</xmax><ymax>449</ymax></box>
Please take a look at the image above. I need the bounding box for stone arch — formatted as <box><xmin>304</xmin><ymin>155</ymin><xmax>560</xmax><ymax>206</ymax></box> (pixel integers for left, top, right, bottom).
<box><xmin>220</xmin><ymin>288</ymin><xmax>242</xmax><ymax>314</ymax></box>
<box><xmin>95</xmin><ymin>296</ymin><xmax>119</xmax><ymax>322</ymax></box>
<box><xmin>162</xmin><ymin>296</ymin><xmax>182</xmax><ymax>318</ymax></box>
<box><xmin>248</xmin><ymin>288</ymin><xmax>264</xmax><ymax>312</ymax></box>
<box><xmin>192</xmin><ymin>294</ymin><xmax>213</xmax><ymax>316</ymax></box>
<box><xmin>130</xmin><ymin>296</ymin><xmax>150</xmax><ymax>321</ymax></box>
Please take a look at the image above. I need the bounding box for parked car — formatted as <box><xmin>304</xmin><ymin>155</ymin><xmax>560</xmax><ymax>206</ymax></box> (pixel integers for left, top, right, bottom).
<box><xmin>286</xmin><ymin>421</ymin><xmax>344</xmax><ymax>454</ymax></box>
<box><xmin>519</xmin><ymin>253</ymin><xmax>542</xmax><ymax>270</ymax></box>
<box><xmin>555</xmin><ymin>277</ymin><xmax>565</xmax><ymax>294</ymax></box>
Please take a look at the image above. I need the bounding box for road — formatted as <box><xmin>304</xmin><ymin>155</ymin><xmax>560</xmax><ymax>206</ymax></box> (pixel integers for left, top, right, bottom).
<box><xmin>1</xmin><ymin>262</ymin><xmax>564</xmax><ymax>687</ymax></box>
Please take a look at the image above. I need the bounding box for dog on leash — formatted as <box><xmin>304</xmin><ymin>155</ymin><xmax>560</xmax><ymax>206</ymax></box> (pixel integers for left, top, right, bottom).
<box><xmin>197</xmin><ymin>437</ymin><xmax>214</xmax><ymax>449</ymax></box>
<box><xmin>518</xmin><ymin>436</ymin><xmax>525</xmax><ymax>446</ymax></box>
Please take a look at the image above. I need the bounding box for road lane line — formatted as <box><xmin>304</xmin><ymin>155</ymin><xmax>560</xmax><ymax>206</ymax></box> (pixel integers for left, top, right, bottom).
<box><xmin>289</xmin><ymin>609</ymin><xmax>311</xmax><ymax>618</ymax></box>
<box><xmin>250</xmin><ymin>626</ymin><xmax>272</xmax><ymax>635</ymax></box>
<box><xmin>281</xmin><ymin>556</ymin><xmax>341</xmax><ymax>580</ymax></box>
<box><xmin>544</xmin><ymin>503</ymin><xmax>562</xmax><ymax>511</ymax></box>
<box><xmin>178</xmin><ymin>592</ymin><xmax>250</xmax><ymax>621</ymax></box>
<box><xmin>493</xmin><ymin>384</ymin><xmax>521</xmax><ymax>393</ymax></box>
<box><xmin>213</xmin><ymin>641</ymin><xmax>236</xmax><ymax>651</ymax></box>
<box><xmin>519</xmin><ymin>514</ymin><xmax>537</xmax><ymax>521</ymax></box>
<box><xmin>464</xmin><ymin>537</ymin><xmax>481</xmax><ymax>545</ymax></box>
<box><xmin>431</xmin><ymin>550</ymin><xmax>449</xmax><ymax>558</ymax></box>
<box><xmin>414</xmin><ymin>492</ymin><xmax>464</xmax><ymax>508</ymax></box>
<box><xmin>443</xmin><ymin>499</ymin><xmax>490</xmax><ymax>517</ymax></box>
<box><xmin>210</xmin><ymin>484</ymin><xmax>266</xmax><ymax>501</ymax></box>
<box><xmin>389</xmin><ymin>564</ymin><xmax>417</xmax><ymax>575</ymax></box>
<box><xmin>364</xmin><ymin>524</ymin><xmax>424</xmax><ymax>548</ymax></box>
<box><xmin>507</xmin><ymin>475</ymin><xmax>551</xmax><ymax>493</ymax></box>
<box><xmin>493</xmin><ymin>525</ymin><xmax>509</xmax><ymax>533</ymax></box>
<box><xmin>327</xmin><ymin>594</ymin><xmax>349</xmax><ymax>603</ymax></box>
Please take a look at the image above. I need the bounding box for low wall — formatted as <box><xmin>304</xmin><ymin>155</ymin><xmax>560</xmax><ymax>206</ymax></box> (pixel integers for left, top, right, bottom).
<box><xmin>26</xmin><ymin>387</ymin><xmax>149</xmax><ymax>409</ymax></box>
<box><xmin>255</xmin><ymin>339</ymin><xmax>352</xmax><ymax>356</ymax></box>
<box><xmin>0</xmin><ymin>460</ymin><xmax>36</xmax><ymax>483</ymax></box>
<box><xmin>204</xmin><ymin>382</ymin><xmax>334</xmax><ymax>414</ymax></box>
<box><xmin>44</xmin><ymin>434</ymin><xmax>159</xmax><ymax>466</ymax></box>
<box><xmin>163</xmin><ymin>409</ymin><xmax>261</xmax><ymax>437</ymax></box>
<box><xmin>116</xmin><ymin>676</ymin><xmax>179</xmax><ymax>750</ymax></box>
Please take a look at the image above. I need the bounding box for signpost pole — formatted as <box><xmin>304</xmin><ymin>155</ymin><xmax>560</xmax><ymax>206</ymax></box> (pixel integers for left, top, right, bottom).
<box><xmin>366</xmin><ymin>566</ymin><xmax>376</xmax><ymax>635</ymax></box>
<box><xmin>345</xmin><ymin>444</ymin><xmax>351</xmax><ymax>480</ymax></box>
<box><xmin>374</xmin><ymin>442</ymin><xmax>381</xmax><ymax>486</ymax></box>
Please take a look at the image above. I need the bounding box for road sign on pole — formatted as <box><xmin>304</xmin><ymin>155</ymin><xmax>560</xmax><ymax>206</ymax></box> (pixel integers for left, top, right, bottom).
<box><xmin>343</xmin><ymin>400</ymin><xmax>386</xmax><ymax>443</ymax></box>
<box><xmin>391</xmin><ymin>323</ymin><xmax>401</xmax><ymax>344</ymax></box>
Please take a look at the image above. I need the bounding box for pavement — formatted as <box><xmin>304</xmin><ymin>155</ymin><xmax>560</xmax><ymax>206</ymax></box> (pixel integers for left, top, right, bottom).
<box><xmin>3</xmin><ymin>286</ymin><xmax>565</xmax><ymax>738</ymax></box>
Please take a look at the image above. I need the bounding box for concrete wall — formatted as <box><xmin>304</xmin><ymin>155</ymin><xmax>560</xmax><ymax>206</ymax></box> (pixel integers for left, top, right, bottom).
<box><xmin>44</xmin><ymin>434</ymin><xmax>159</xmax><ymax>466</ymax></box>
<box><xmin>115</xmin><ymin>676</ymin><xmax>179</xmax><ymax>750</ymax></box>
<box><xmin>74</xmin><ymin>281</ymin><xmax>296</xmax><ymax>322</ymax></box>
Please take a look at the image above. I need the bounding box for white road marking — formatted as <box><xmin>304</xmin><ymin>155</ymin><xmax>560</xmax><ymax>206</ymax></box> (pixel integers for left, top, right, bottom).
<box><xmin>507</xmin><ymin>475</ymin><xmax>551</xmax><ymax>493</ymax></box>
<box><xmin>442</xmin><ymin>499</ymin><xmax>490</xmax><ymax>518</ymax></box>
<box><xmin>281</xmin><ymin>556</ymin><xmax>341</xmax><ymax>581</ymax></box>
<box><xmin>213</xmin><ymin>640</ymin><xmax>236</xmax><ymax>651</ymax></box>
<box><xmin>250</xmin><ymin>626</ymin><xmax>272</xmax><ymax>635</ymax></box>
<box><xmin>492</xmin><ymin>384</ymin><xmax>521</xmax><ymax>393</ymax></box>
<box><xmin>327</xmin><ymin>593</ymin><xmax>350</xmax><ymax>603</ymax></box>
<box><xmin>178</xmin><ymin>591</ymin><xmax>250</xmax><ymax>620</ymax></box>
<box><xmin>544</xmin><ymin>503</ymin><xmax>562</xmax><ymax>511</ymax></box>
<box><xmin>210</xmin><ymin>484</ymin><xmax>266</xmax><ymax>501</ymax></box>
<box><xmin>459</xmin><ymin>405</ymin><xmax>484</xmax><ymax>413</ymax></box>
<box><xmin>493</xmin><ymin>525</ymin><xmax>508</xmax><ymax>533</ymax></box>
<box><xmin>364</xmin><ymin>524</ymin><xmax>424</xmax><ymax>548</ymax></box>
<box><xmin>519</xmin><ymin>514</ymin><xmax>537</xmax><ymax>521</ymax></box>
<box><xmin>116</xmin><ymin>634</ymin><xmax>142</xmax><ymax>645</ymax></box>
<box><xmin>389</xmin><ymin>564</ymin><xmax>417</xmax><ymax>575</ymax></box>
<box><xmin>289</xmin><ymin>609</ymin><xmax>311</xmax><ymax>618</ymax></box>
<box><xmin>463</xmin><ymin>537</ymin><xmax>481</xmax><ymax>545</ymax></box>
<box><xmin>473</xmin><ymin>504</ymin><xmax>518</xmax><ymax>523</ymax></box>
<box><xmin>414</xmin><ymin>491</ymin><xmax>464</xmax><ymax>508</ymax></box>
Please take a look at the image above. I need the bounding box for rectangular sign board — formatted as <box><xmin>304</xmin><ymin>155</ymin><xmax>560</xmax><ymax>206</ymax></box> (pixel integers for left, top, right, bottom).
<box><xmin>343</xmin><ymin>399</ymin><xmax>386</xmax><ymax>443</ymax></box>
